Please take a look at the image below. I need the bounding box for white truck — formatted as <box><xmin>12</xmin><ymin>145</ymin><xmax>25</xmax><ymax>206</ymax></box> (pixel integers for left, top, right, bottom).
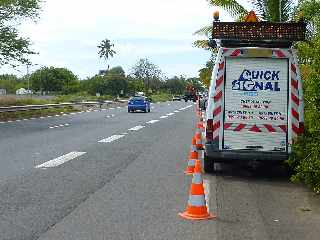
<box><xmin>204</xmin><ymin>47</ymin><xmax>305</xmax><ymax>172</ymax></box>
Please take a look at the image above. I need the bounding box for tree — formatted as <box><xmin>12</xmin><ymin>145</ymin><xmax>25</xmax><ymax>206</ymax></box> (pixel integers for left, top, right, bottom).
<box><xmin>131</xmin><ymin>58</ymin><xmax>162</xmax><ymax>94</ymax></box>
<box><xmin>30</xmin><ymin>67</ymin><xmax>79</xmax><ymax>94</ymax></box>
<box><xmin>287</xmin><ymin>0</ymin><xmax>320</xmax><ymax>193</ymax></box>
<box><xmin>104</xmin><ymin>66</ymin><xmax>128</xmax><ymax>96</ymax></box>
<box><xmin>0</xmin><ymin>0</ymin><xmax>41</xmax><ymax>67</ymax></box>
<box><xmin>97</xmin><ymin>39</ymin><xmax>116</xmax><ymax>69</ymax></box>
<box><xmin>163</xmin><ymin>76</ymin><xmax>187</xmax><ymax>94</ymax></box>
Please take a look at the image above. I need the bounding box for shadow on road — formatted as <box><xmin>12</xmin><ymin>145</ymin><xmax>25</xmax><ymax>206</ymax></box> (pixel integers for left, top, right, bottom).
<box><xmin>212</xmin><ymin>161</ymin><xmax>292</xmax><ymax>182</ymax></box>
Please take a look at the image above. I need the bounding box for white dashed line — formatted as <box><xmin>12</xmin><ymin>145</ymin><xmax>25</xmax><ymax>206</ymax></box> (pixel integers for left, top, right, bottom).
<box><xmin>7</xmin><ymin>120</ymin><xmax>13</xmax><ymax>123</ymax></box>
<box><xmin>98</xmin><ymin>135</ymin><xmax>125</xmax><ymax>143</ymax></box>
<box><xmin>117</xmin><ymin>107</ymin><xmax>121</xmax><ymax>109</ymax></box>
<box><xmin>167</xmin><ymin>113</ymin><xmax>175</xmax><ymax>116</ymax></box>
<box><xmin>128</xmin><ymin>125</ymin><xmax>145</xmax><ymax>131</ymax></box>
<box><xmin>160</xmin><ymin>116</ymin><xmax>168</xmax><ymax>119</ymax></box>
<box><xmin>174</xmin><ymin>110</ymin><xmax>180</xmax><ymax>113</ymax></box>
<box><xmin>35</xmin><ymin>151</ymin><xmax>86</xmax><ymax>169</ymax></box>
<box><xmin>109</xmin><ymin>108</ymin><xmax>115</xmax><ymax>110</ymax></box>
<box><xmin>15</xmin><ymin>120</ymin><xmax>21</xmax><ymax>122</ymax></box>
<box><xmin>146</xmin><ymin>120</ymin><xmax>159</xmax><ymax>124</ymax></box>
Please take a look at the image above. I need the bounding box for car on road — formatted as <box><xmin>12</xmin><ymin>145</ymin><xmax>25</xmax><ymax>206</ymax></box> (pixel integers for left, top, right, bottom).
<box><xmin>172</xmin><ymin>95</ymin><xmax>182</xmax><ymax>101</ymax></box>
<box><xmin>128</xmin><ymin>96</ymin><xmax>151</xmax><ymax>113</ymax></box>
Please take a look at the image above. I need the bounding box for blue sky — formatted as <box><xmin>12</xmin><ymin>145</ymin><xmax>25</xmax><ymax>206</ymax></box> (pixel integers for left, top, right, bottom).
<box><xmin>2</xmin><ymin>0</ymin><xmax>251</xmax><ymax>79</ymax></box>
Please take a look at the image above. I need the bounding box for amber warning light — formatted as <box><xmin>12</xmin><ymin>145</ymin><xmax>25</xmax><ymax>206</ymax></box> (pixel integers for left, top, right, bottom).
<box><xmin>213</xmin><ymin>10</ymin><xmax>220</xmax><ymax>21</ymax></box>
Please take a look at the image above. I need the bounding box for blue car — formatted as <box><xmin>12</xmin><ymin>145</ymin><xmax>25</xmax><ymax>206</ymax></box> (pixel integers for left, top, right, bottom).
<box><xmin>128</xmin><ymin>96</ymin><xmax>151</xmax><ymax>113</ymax></box>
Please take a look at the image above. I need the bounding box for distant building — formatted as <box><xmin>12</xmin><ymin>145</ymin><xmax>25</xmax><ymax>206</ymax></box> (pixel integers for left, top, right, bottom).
<box><xmin>0</xmin><ymin>89</ymin><xmax>6</xmax><ymax>95</ymax></box>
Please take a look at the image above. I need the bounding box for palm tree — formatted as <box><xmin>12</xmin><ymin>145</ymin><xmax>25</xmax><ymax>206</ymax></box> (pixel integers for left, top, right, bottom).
<box><xmin>97</xmin><ymin>39</ymin><xmax>116</xmax><ymax>70</ymax></box>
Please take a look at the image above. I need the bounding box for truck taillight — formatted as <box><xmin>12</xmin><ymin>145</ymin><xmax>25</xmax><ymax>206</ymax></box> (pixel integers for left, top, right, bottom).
<box><xmin>206</xmin><ymin>119</ymin><xmax>213</xmax><ymax>141</ymax></box>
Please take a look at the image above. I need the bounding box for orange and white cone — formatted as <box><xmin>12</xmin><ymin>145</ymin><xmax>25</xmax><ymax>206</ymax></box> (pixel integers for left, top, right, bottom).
<box><xmin>196</xmin><ymin>118</ymin><xmax>205</xmax><ymax>133</ymax></box>
<box><xmin>184</xmin><ymin>137</ymin><xmax>198</xmax><ymax>175</ymax></box>
<box><xmin>195</xmin><ymin>130</ymin><xmax>204</xmax><ymax>150</ymax></box>
<box><xmin>179</xmin><ymin>160</ymin><xmax>216</xmax><ymax>220</ymax></box>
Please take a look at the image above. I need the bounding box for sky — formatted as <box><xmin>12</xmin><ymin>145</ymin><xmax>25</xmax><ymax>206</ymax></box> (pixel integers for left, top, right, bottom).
<box><xmin>3</xmin><ymin>0</ymin><xmax>251</xmax><ymax>79</ymax></box>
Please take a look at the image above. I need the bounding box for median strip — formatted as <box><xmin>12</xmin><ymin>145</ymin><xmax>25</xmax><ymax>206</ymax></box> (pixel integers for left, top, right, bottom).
<box><xmin>35</xmin><ymin>151</ymin><xmax>86</xmax><ymax>169</ymax></box>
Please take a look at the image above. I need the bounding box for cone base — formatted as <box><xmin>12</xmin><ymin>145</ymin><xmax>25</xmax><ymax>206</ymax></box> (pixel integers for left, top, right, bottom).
<box><xmin>178</xmin><ymin>211</ymin><xmax>216</xmax><ymax>220</ymax></box>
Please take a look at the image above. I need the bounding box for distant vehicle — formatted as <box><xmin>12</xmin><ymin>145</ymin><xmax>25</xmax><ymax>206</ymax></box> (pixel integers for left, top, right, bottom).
<box><xmin>16</xmin><ymin>88</ymin><xmax>32</xmax><ymax>95</ymax></box>
<box><xmin>128</xmin><ymin>96</ymin><xmax>151</xmax><ymax>113</ymax></box>
<box><xmin>183</xmin><ymin>84</ymin><xmax>197</xmax><ymax>102</ymax></box>
<box><xmin>172</xmin><ymin>95</ymin><xmax>182</xmax><ymax>101</ymax></box>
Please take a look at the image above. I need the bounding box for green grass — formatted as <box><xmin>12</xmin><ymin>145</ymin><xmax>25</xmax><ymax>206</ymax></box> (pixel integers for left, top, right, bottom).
<box><xmin>149</xmin><ymin>93</ymin><xmax>172</xmax><ymax>102</ymax></box>
<box><xmin>0</xmin><ymin>107</ymin><xmax>78</xmax><ymax>121</ymax></box>
<box><xmin>54</xmin><ymin>94</ymin><xmax>114</xmax><ymax>103</ymax></box>
<box><xmin>0</xmin><ymin>96</ymin><xmax>51</xmax><ymax>107</ymax></box>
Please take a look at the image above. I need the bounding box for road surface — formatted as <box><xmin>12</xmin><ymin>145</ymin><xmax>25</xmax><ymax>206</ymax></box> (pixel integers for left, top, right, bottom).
<box><xmin>0</xmin><ymin>101</ymin><xmax>319</xmax><ymax>240</ymax></box>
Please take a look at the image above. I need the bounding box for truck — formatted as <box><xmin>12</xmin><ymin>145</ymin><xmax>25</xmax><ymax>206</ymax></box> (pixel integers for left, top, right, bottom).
<box><xmin>183</xmin><ymin>84</ymin><xmax>197</xmax><ymax>102</ymax></box>
<box><xmin>204</xmin><ymin>12</ymin><xmax>306</xmax><ymax>172</ymax></box>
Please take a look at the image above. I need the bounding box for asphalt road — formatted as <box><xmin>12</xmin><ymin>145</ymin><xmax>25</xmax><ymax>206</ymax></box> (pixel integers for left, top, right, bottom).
<box><xmin>0</xmin><ymin>101</ymin><xmax>319</xmax><ymax>240</ymax></box>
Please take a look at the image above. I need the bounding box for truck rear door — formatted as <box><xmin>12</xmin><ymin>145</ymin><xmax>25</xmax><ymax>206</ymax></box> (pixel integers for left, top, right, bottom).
<box><xmin>223</xmin><ymin>57</ymin><xmax>288</xmax><ymax>152</ymax></box>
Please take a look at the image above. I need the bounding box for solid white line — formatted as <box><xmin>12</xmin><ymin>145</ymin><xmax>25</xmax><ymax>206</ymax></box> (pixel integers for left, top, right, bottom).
<box><xmin>98</xmin><ymin>135</ymin><xmax>125</xmax><ymax>143</ymax></box>
<box><xmin>203</xmin><ymin>179</ymin><xmax>210</xmax><ymax>212</ymax></box>
<box><xmin>128</xmin><ymin>125</ymin><xmax>145</xmax><ymax>131</ymax></box>
<box><xmin>160</xmin><ymin>116</ymin><xmax>168</xmax><ymax>119</ymax></box>
<box><xmin>35</xmin><ymin>152</ymin><xmax>86</xmax><ymax>169</ymax></box>
<box><xmin>174</xmin><ymin>110</ymin><xmax>180</xmax><ymax>113</ymax></box>
<box><xmin>146</xmin><ymin>120</ymin><xmax>159</xmax><ymax>124</ymax></box>
<box><xmin>167</xmin><ymin>113</ymin><xmax>175</xmax><ymax>116</ymax></box>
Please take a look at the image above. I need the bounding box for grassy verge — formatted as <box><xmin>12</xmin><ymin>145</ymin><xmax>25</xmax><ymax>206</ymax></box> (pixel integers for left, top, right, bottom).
<box><xmin>0</xmin><ymin>107</ymin><xmax>78</xmax><ymax>121</ymax></box>
<box><xmin>54</xmin><ymin>94</ymin><xmax>114</xmax><ymax>103</ymax></box>
<box><xmin>0</xmin><ymin>96</ymin><xmax>52</xmax><ymax>107</ymax></box>
<box><xmin>149</xmin><ymin>93</ymin><xmax>172</xmax><ymax>102</ymax></box>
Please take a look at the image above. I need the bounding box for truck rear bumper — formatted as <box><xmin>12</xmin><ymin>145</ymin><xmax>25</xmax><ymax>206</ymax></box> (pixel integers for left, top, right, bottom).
<box><xmin>205</xmin><ymin>143</ymin><xmax>288</xmax><ymax>162</ymax></box>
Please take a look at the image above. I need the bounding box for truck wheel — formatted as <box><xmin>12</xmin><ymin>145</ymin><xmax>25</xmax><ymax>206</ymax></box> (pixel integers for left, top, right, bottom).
<box><xmin>204</xmin><ymin>152</ymin><xmax>215</xmax><ymax>173</ymax></box>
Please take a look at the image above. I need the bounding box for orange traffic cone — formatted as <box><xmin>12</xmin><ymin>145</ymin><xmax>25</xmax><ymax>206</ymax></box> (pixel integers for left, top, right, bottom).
<box><xmin>179</xmin><ymin>160</ymin><xmax>216</xmax><ymax>220</ymax></box>
<box><xmin>196</xmin><ymin>118</ymin><xmax>205</xmax><ymax>132</ymax></box>
<box><xmin>195</xmin><ymin>130</ymin><xmax>204</xmax><ymax>150</ymax></box>
<box><xmin>184</xmin><ymin>137</ymin><xmax>198</xmax><ymax>175</ymax></box>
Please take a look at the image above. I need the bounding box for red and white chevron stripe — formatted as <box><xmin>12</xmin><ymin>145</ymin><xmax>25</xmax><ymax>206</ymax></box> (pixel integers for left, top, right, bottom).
<box><xmin>291</xmin><ymin>62</ymin><xmax>300</xmax><ymax>138</ymax></box>
<box><xmin>224</xmin><ymin>123</ymin><xmax>287</xmax><ymax>133</ymax></box>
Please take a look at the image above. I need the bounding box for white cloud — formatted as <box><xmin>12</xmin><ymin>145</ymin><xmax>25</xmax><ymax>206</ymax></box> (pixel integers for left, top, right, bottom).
<box><xmin>2</xmin><ymin>0</ymin><xmax>242</xmax><ymax>78</ymax></box>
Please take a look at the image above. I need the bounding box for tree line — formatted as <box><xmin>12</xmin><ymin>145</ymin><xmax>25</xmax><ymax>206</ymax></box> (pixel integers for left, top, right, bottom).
<box><xmin>0</xmin><ymin>58</ymin><xmax>203</xmax><ymax>96</ymax></box>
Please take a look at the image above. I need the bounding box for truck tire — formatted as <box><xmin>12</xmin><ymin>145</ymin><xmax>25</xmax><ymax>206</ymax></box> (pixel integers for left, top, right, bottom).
<box><xmin>204</xmin><ymin>152</ymin><xmax>215</xmax><ymax>173</ymax></box>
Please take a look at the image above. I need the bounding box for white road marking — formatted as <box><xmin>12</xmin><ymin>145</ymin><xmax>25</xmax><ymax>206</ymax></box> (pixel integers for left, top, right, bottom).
<box><xmin>49</xmin><ymin>126</ymin><xmax>55</xmax><ymax>129</ymax></box>
<box><xmin>98</xmin><ymin>135</ymin><xmax>125</xmax><ymax>143</ymax></box>
<box><xmin>59</xmin><ymin>124</ymin><xmax>65</xmax><ymax>127</ymax></box>
<box><xmin>47</xmin><ymin>116</ymin><xmax>52</xmax><ymax>118</ymax></box>
<box><xmin>94</xmin><ymin>110</ymin><xmax>99</xmax><ymax>112</ymax></box>
<box><xmin>121</xmin><ymin>132</ymin><xmax>128</xmax><ymax>135</ymax></box>
<box><xmin>101</xmin><ymin>109</ymin><xmax>107</xmax><ymax>111</ymax></box>
<box><xmin>109</xmin><ymin>108</ymin><xmax>115</xmax><ymax>110</ymax></box>
<box><xmin>151</xmin><ymin>107</ymin><xmax>155</xmax><ymax>109</ymax></box>
<box><xmin>168</xmin><ymin>104</ymin><xmax>171</xmax><ymax>106</ymax></box>
<box><xmin>174</xmin><ymin>110</ymin><xmax>180</xmax><ymax>113</ymax></box>
<box><xmin>157</xmin><ymin>102</ymin><xmax>161</xmax><ymax>104</ymax></box>
<box><xmin>30</xmin><ymin>118</ymin><xmax>36</xmax><ymax>120</ymax></box>
<box><xmin>23</xmin><ymin>118</ymin><xmax>28</xmax><ymax>121</ymax></box>
<box><xmin>0</xmin><ymin>122</ymin><xmax>4</xmax><ymax>124</ymax></box>
<box><xmin>146</xmin><ymin>120</ymin><xmax>159</xmax><ymax>124</ymax></box>
<box><xmin>40</xmin><ymin>116</ymin><xmax>45</xmax><ymax>119</ymax></box>
<box><xmin>167</xmin><ymin>113</ymin><xmax>175</xmax><ymax>116</ymax></box>
<box><xmin>70</xmin><ymin>112</ymin><xmax>76</xmax><ymax>115</ymax></box>
<box><xmin>203</xmin><ymin>179</ymin><xmax>210</xmax><ymax>212</ymax></box>
<box><xmin>64</xmin><ymin>123</ymin><xmax>70</xmax><ymax>126</ymax></box>
<box><xmin>117</xmin><ymin>107</ymin><xmax>121</xmax><ymax>109</ymax></box>
<box><xmin>7</xmin><ymin>120</ymin><xmax>13</xmax><ymax>123</ymax></box>
<box><xmin>128</xmin><ymin>125</ymin><xmax>145</xmax><ymax>131</ymax></box>
<box><xmin>15</xmin><ymin>120</ymin><xmax>21</xmax><ymax>122</ymax></box>
<box><xmin>160</xmin><ymin>116</ymin><xmax>168</xmax><ymax>119</ymax></box>
<box><xmin>35</xmin><ymin>152</ymin><xmax>86</xmax><ymax>169</ymax></box>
